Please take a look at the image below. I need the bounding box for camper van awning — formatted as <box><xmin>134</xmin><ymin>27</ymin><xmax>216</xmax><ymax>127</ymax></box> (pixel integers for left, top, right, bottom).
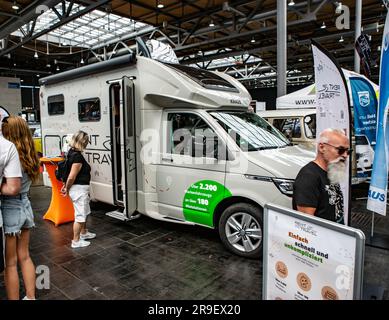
<box><xmin>39</xmin><ymin>54</ymin><xmax>136</xmax><ymax>86</ymax></box>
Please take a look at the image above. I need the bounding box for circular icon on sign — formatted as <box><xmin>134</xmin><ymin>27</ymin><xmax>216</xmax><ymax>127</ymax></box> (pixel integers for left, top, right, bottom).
<box><xmin>321</xmin><ymin>286</ymin><xmax>339</xmax><ymax>300</ymax></box>
<box><xmin>296</xmin><ymin>272</ymin><xmax>312</xmax><ymax>292</ymax></box>
<box><xmin>275</xmin><ymin>261</ymin><xmax>288</xmax><ymax>279</ymax></box>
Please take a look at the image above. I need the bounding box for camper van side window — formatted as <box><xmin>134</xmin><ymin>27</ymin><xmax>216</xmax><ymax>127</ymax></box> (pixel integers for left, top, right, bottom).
<box><xmin>48</xmin><ymin>94</ymin><xmax>64</xmax><ymax>115</ymax></box>
<box><xmin>167</xmin><ymin>113</ymin><xmax>217</xmax><ymax>158</ymax></box>
<box><xmin>78</xmin><ymin>98</ymin><xmax>101</xmax><ymax>122</ymax></box>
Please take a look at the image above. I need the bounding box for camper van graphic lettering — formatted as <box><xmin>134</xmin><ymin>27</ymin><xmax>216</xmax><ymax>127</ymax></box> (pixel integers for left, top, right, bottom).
<box><xmin>183</xmin><ymin>180</ymin><xmax>231</xmax><ymax>227</ymax></box>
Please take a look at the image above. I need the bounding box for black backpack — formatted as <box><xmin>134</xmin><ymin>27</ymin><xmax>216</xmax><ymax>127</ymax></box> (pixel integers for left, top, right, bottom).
<box><xmin>55</xmin><ymin>155</ymin><xmax>70</xmax><ymax>183</ymax></box>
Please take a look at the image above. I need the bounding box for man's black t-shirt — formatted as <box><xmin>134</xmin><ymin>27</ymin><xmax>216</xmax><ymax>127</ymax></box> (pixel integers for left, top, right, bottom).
<box><xmin>293</xmin><ymin>161</ymin><xmax>344</xmax><ymax>224</ymax></box>
<box><xmin>67</xmin><ymin>148</ymin><xmax>91</xmax><ymax>185</ymax></box>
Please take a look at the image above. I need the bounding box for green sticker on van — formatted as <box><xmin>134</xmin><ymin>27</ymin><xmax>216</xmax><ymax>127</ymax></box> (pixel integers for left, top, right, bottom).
<box><xmin>183</xmin><ymin>180</ymin><xmax>231</xmax><ymax>227</ymax></box>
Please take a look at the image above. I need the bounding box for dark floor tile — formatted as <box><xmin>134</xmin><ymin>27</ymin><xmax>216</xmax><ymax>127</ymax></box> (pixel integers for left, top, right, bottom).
<box><xmin>76</xmin><ymin>290</ymin><xmax>107</xmax><ymax>300</ymax></box>
<box><xmin>58</xmin><ymin>280</ymin><xmax>94</xmax><ymax>299</ymax></box>
<box><xmin>127</xmin><ymin>230</ymin><xmax>173</xmax><ymax>247</ymax></box>
<box><xmin>82</xmin><ymin>271</ymin><xmax>119</xmax><ymax>289</ymax></box>
<box><xmin>48</xmin><ymin>250</ymin><xmax>81</xmax><ymax>265</ymax></box>
<box><xmin>95</xmin><ymin>282</ymin><xmax>130</xmax><ymax>300</ymax></box>
<box><xmin>39</xmin><ymin>290</ymin><xmax>70</xmax><ymax>300</ymax></box>
<box><xmin>88</xmin><ymin>235</ymin><xmax>125</xmax><ymax>249</ymax></box>
<box><xmin>111</xmin><ymin>231</ymin><xmax>139</xmax><ymax>242</ymax></box>
<box><xmin>49</xmin><ymin>265</ymin><xmax>84</xmax><ymax>289</ymax></box>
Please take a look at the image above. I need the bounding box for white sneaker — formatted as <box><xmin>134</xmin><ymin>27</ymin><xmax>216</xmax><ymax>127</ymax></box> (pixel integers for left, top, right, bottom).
<box><xmin>71</xmin><ymin>239</ymin><xmax>90</xmax><ymax>248</ymax></box>
<box><xmin>80</xmin><ymin>231</ymin><xmax>96</xmax><ymax>240</ymax></box>
<box><xmin>22</xmin><ymin>296</ymin><xmax>36</xmax><ymax>300</ymax></box>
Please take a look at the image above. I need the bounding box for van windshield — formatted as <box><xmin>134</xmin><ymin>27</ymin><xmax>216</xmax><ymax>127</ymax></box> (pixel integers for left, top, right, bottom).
<box><xmin>210</xmin><ymin>111</ymin><xmax>290</xmax><ymax>151</ymax></box>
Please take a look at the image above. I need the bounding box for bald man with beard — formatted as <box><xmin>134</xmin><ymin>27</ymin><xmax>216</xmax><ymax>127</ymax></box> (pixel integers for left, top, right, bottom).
<box><xmin>292</xmin><ymin>128</ymin><xmax>351</xmax><ymax>224</ymax></box>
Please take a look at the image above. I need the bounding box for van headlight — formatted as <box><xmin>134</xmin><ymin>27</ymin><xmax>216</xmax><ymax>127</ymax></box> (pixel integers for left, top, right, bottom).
<box><xmin>272</xmin><ymin>178</ymin><xmax>294</xmax><ymax>197</ymax></box>
<box><xmin>245</xmin><ymin>175</ymin><xmax>294</xmax><ymax>197</ymax></box>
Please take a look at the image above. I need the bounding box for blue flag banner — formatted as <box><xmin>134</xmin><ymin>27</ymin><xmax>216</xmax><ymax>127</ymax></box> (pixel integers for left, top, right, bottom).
<box><xmin>350</xmin><ymin>77</ymin><xmax>378</xmax><ymax>178</ymax></box>
<box><xmin>367</xmin><ymin>11</ymin><xmax>389</xmax><ymax>216</ymax></box>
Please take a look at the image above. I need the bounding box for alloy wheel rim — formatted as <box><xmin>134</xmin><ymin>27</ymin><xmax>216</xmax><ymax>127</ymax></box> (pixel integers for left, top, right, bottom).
<box><xmin>225</xmin><ymin>212</ymin><xmax>262</xmax><ymax>253</ymax></box>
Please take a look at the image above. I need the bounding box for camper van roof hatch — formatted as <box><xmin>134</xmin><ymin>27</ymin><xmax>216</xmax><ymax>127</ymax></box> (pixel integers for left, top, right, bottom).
<box><xmin>165</xmin><ymin>63</ymin><xmax>239</xmax><ymax>93</ymax></box>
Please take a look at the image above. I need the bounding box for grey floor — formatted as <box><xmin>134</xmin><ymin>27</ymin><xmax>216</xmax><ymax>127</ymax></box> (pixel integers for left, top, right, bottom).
<box><xmin>0</xmin><ymin>184</ymin><xmax>388</xmax><ymax>300</ymax></box>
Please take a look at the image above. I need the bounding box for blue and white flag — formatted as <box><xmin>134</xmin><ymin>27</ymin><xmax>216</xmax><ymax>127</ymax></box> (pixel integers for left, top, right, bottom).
<box><xmin>350</xmin><ymin>77</ymin><xmax>378</xmax><ymax>179</ymax></box>
<box><xmin>367</xmin><ymin>10</ymin><xmax>389</xmax><ymax>216</ymax></box>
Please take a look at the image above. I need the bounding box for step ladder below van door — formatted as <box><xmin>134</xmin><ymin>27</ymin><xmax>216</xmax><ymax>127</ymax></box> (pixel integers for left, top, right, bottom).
<box><xmin>105</xmin><ymin>206</ymin><xmax>141</xmax><ymax>221</ymax></box>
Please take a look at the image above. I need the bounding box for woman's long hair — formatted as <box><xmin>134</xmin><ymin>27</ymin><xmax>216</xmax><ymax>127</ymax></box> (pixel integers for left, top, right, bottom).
<box><xmin>1</xmin><ymin>116</ymin><xmax>40</xmax><ymax>182</ymax></box>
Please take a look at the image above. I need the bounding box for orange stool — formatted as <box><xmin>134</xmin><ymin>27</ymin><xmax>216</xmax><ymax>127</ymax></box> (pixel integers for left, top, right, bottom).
<box><xmin>40</xmin><ymin>157</ymin><xmax>74</xmax><ymax>226</ymax></box>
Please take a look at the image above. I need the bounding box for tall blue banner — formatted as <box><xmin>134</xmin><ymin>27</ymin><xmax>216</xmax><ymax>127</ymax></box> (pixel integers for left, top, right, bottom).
<box><xmin>367</xmin><ymin>10</ymin><xmax>389</xmax><ymax>216</ymax></box>
<box><xmin>350</xmin><ymin>77</ymin><xmax>378</xmax><ymax>178</ymax></box>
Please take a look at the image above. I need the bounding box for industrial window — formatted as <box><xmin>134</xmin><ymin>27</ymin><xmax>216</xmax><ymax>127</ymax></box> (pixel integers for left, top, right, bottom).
<box><xmin>48</xmin><ymin>94</ymin><xmax>64</xmax><ymax>115</ymax></box>
<box><xmin>78</xmin><ymin>98</ymin><xmax>101</xmax><ymax>122</ymax></box>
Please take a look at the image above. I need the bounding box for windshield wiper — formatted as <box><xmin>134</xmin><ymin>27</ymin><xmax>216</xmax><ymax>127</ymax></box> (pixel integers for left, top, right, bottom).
<box><xmin>257</xmin><ymin>146</ymin><xmax>280</xmax><ymax>150</ymax></box>
<box><xmin>257</xmin><ymin>145</ymin><xmax>289</xmax><ymax>151</ymax></box>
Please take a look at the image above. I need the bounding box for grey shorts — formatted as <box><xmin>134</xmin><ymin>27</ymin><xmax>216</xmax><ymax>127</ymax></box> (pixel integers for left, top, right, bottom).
<box><xmin>1</xmin><ymin>194</ymin><xmax>35</xmax><ymax>236</ymax></box>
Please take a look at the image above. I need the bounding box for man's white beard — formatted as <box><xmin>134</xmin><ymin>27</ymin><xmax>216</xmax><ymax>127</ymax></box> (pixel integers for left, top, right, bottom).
<box><xmin>327</xmin><ymin>158</ymin><xmax>347</xmax><ymax>184</ymax></box>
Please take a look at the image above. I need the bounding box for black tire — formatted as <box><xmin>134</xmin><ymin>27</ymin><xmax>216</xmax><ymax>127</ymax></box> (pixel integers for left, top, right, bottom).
<box><xmin>218</xmin><ymin>202</ymin><xmax>263</xmax><ymax>259</ymax></box>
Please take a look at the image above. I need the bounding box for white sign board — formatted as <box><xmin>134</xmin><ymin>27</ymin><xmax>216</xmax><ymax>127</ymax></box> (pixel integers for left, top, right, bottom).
<box><xmin>263</xmin><ymin>204</ymin><xmax>365</xmax><ymax>300</ymax></box>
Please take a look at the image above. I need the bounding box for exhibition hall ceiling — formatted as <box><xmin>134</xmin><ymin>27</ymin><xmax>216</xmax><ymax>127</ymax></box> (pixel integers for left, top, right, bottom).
<box><xmin>0</xmin><ymin>0</ymin><xmax>386</xmax><ymax>87</ymax></box>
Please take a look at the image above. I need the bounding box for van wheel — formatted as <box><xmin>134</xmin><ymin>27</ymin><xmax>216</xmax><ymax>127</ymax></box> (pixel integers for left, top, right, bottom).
<box><xmin>218</xmin><ymin>203</ymin><xmax>263</xmax><ymax>259</ymax></box>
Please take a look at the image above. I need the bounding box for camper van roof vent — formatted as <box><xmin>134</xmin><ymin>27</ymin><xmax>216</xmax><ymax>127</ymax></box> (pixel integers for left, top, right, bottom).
<box><xmin>165</xmin><ymin>63</ymin><xmax>239</xmax><ymax>93</ymax></box>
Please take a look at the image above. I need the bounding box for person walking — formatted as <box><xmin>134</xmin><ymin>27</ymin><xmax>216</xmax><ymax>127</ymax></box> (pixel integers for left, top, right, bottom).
<box><xmin>60</xmin><ymin>131</ymin><xmax>95</xmax><ymax>248</ymax></box>
<box><xmin>1</xmin><ymin>116</ymin><xmax>38</xmax><ymax>300</ymax></box>
<box><xmin>292</xmin><ymin>128</ymin><xmax>351</xmax><ymax>224</ymax></box>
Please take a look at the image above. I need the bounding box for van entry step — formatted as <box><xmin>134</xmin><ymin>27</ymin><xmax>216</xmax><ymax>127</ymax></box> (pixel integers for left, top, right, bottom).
<box><xmin>105</xmin><ymin>210</ymin><xmax>129</xmax><ymax>221</ymax></box>
<box><xmin>105</xmin><ymin>209</ymin><xmax>141</xmax><ymax>221</ymax></box>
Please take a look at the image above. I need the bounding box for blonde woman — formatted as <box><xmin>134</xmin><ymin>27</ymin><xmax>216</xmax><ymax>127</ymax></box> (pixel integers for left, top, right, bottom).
<box><xmin>60</xmin><ymin>130</ymin><xmax>95</xmax><ymax>248</ymax></box>
<box><xmin>1</xmin><ymin>116</ymin><xmax>39</xmax><ymax>300</ymax></box>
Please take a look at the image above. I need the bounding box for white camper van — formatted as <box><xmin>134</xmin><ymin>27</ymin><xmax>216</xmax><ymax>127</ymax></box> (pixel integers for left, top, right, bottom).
<box><xmin>39</xmin><ymin>42</ymin><xmax>313</xmax><ymax>258</ymax></box>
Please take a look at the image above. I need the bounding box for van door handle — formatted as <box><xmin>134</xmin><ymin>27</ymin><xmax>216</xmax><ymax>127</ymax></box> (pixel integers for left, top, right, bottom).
<box><xmin>162</xmin><ymin>157</ymin><xmax>173</xmax><ymax>162</ymax></box>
